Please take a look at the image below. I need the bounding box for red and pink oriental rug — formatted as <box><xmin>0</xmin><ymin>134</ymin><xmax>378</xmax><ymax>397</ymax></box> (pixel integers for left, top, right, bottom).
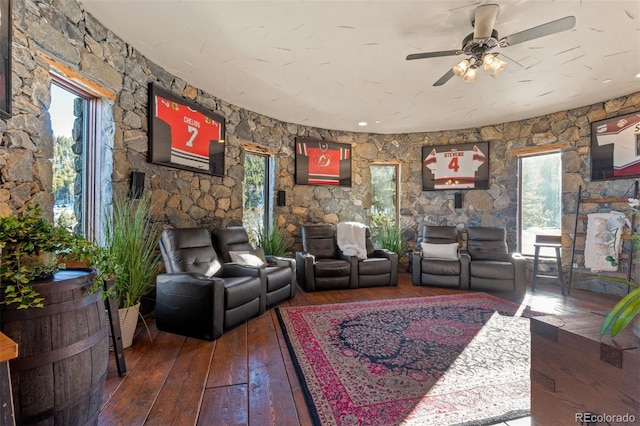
<box><xmin>276</xmin><ymin>293</ymin><xmax>536</xmax><ymax>425</ymax></box>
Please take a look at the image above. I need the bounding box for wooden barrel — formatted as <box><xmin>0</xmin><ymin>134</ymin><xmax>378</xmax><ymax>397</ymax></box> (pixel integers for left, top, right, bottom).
<box><xmin>0</xmin><ymin>268</ymin><xmax>108</xmax><ymax>425</ymax></box>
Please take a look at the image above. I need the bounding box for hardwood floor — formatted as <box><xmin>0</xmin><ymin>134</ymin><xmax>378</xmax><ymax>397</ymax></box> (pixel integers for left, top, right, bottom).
<box><xmin>98</xmin><ymin>273</ymin><xmax>622</xmax><ymax>426</ymax></box>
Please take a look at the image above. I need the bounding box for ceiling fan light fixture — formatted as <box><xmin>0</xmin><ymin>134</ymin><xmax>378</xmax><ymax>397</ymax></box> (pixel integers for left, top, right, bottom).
<box><xmin>452</xmin><ymin>59</ymin><xmax>470</xmax><ymax>77</ymax></box>
<box><xmin>482</xmin><ymin>54</ymin><xmax>507</xmax><ymax>75</ymax></box>
<box><xmin>461</xmin><ymin>66</ymin><xmax>477</xmax><ymax>82</ymax></box>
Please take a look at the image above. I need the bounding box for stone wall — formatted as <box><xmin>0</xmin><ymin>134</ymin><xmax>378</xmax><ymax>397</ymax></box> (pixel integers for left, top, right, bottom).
<box><xmin>1</xmin><ymin>0</ymin><xmax>639</xmax><ymax>294</ymax></box>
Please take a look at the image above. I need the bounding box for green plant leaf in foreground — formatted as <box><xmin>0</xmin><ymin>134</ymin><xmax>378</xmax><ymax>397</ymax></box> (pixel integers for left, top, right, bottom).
<box><xmin>599</xmin><ymin>286</ymin><xmax>640</xmax><ymax>337</ymax></box>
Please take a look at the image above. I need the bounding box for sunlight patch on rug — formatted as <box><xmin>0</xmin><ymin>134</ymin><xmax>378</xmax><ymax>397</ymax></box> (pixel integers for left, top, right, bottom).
<box><xmin>277</xmin><ymin>293</ymin><xmax>534</xmax><ymax>426</ymax></box>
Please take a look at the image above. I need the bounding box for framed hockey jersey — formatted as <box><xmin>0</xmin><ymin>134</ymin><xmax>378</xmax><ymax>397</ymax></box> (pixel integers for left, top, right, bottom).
<box><xmin>295</xmin><ymin>138</ymin><xmax>352</xmax><ymax>186</ymax></box>
<box><xmin>422</xmin><ymin>142</ymin><xmax>489</xmax><ymax>191</ymax></box>
<box><xmin>149</xmin><ymin>84</ymin><xmax>226</xmax><ymax>176</ymax></box>
<box><xmin>591</xmin><ymin>111</ymin><xmax>640</xmax><ymax>181</ymax></box>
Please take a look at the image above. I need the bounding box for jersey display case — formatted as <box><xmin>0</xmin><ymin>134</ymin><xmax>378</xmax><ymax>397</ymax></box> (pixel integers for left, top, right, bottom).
<box><xmin>591</xmin><ymin>111</ymin><xmax>640</xmax><ymax>181</ymax></box>
<box><xmin>148</xmin><ymin>83</ymin><xmax>226</xmax><ymax>176</ymax></box>
<box><xmin>295</xmin><ymin>138</ymin><xmax>352</xmax><ymax>187</ymax></box>
<box><xmin>421</xmin><ymin>142</ymin><xmax>489</xmax><ymax>190</ymax></box>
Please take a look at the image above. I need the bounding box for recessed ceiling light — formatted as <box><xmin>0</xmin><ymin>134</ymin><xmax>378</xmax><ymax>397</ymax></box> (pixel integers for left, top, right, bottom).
<box><xmin>636</xmin><ymin>72</ymin><xmax>640</xmax><ymax>78</ymax></box>
<box><xmin>358</xmin><ymin>121</ymin><xmax>368</xmax><ymax>127</ymax></box>
<box><xmin>602</xmin><ymin>79</ymin><xmax>612</xmax><ymax>83</ymax></box>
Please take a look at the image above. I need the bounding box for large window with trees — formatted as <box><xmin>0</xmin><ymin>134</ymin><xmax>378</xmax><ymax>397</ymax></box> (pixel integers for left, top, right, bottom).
<box><xmin>519</xmin><ymin>152</ymin><xmax>562</xmax><ymax>256</ymax></box>
<box><xmin>370</xmin><ymin>164</ymin><xmax>399</xmax><ymax>246</ymax></box>
<box><xmin>50</xmin><ymin>80</ymin><xmax>101</xmax><ymax>240</ymax></box>
<box><xmin>243</xmin><ymin>152</ymin><xmax>272</xmax><ymax>239</ymax></box>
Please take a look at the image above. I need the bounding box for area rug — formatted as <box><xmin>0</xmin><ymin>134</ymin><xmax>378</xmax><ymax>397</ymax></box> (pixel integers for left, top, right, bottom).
<box><xmin>276</xmin><ymin>293</ymin><xmax>536</xmax><ymax>426</ymax></box>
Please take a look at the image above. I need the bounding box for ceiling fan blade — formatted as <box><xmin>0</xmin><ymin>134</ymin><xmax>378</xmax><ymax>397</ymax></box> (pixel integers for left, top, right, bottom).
<box><xmin>500</xmin><ymin>16</ymin><xmax>576</xmax><ymax>47</ymax></box>
<box><xmin>406</xmin><ymin>50</ymin><xmax>460</xmax><ymax>61</ymax></box>
<box><xmin>433</xmin><ymin>69</ymin><xmax>455</xmax><ymax>87</ymax></box>
<box><xmin>473</xmin><ymin>4</ymin><xmax>499</xmax><ymax>41</ymax></box>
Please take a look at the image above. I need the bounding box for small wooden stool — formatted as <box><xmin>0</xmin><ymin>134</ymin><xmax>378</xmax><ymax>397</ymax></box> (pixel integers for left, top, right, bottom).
<box><xmin>531</xmin><ymin>234</ymin><xmax>565</xmax><ymax>295</ymax></box>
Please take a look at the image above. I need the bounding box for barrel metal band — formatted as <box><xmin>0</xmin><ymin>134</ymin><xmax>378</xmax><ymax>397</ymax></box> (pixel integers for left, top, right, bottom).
<box><xmin>11</xmin><ymin>327</ymin><xmax>108</xmax><ymax>371</ymax></box>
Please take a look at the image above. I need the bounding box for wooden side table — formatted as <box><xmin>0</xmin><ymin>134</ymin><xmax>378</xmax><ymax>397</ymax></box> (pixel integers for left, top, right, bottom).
<box><xmin>530</xmin><ymin>313</ymin><xmax>639</xmax><ymax>425</ymax></box>
<box><xmin>0</xmin><ymin>332</ymin><xmax>18</xmax><ymax>426</ymax></box>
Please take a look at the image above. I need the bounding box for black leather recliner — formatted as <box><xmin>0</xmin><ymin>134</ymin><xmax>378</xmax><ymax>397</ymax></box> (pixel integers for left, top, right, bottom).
<box><xmin>156</xmin><ymin>228</ymin><xmax>265</xmax><ymax>341</ymax></box>
<box><xmin>412</xmin><ymin>225</ymin><xmax>470</xmax><ymax>288</ymax></box>
<box><xmin>466</xmin><ymin>226</ymin><xmax>526</xmax><ymax>298</ymax></box>
<box><xmin>211</xmin><ymin>226</ymin><xmax>296</xmax><ymax>311</ymax></box>
<box><xmin>356</xmin><ymin>227</ymin><xmax>399</xmax><ymax>287</ymax></box>
<box><xmin>296</xmin><ymin>224</ymin><xmax>356</xmax><ymax>291</ymax></box>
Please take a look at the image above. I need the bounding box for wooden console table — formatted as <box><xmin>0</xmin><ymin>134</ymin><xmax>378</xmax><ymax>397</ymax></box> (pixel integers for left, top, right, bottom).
<box><xmin>530</xmin><ymin>313</ymin><xmax>639</xmax><ymax>425</ymax></box>
<box><xmin>0</xmin><ymin>332</ymin><xmax>18</xmax><ymax>426</ymax></box>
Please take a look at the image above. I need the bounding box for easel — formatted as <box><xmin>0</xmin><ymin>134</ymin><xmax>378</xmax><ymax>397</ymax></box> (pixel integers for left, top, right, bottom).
<box><xmin>104</xmin><ymin>279</ymin><xmax>127</xmax><ymax>376</ymax></box>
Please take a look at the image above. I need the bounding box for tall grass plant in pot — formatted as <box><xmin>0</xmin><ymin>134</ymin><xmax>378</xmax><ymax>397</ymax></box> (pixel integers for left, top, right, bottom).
<box><xmin>104</xmin><ymin>195</ymin><xmax>161</xmax><ymax>347</ymax></box>
<box><xmin>256</xmin><ymin>225</ymin><xmax>289</xmax><ymax>256</ymax></box>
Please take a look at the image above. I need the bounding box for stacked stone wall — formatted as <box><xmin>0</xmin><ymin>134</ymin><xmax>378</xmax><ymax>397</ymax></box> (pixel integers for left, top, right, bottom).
<box><xmin>1</xmin><ymin>0</ymin><xmax>639</xmax><ymax>293</ymax></box>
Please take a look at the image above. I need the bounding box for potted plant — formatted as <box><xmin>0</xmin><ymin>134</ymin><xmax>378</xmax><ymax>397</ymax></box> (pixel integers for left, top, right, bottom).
<box><xmin>104</xmin><ymin>195</ymin><xmax>161</xmax><ymax>348</ymax></box>
<box><xmin>373</xmin><ymin>217</ymin><xmax>408</xmax><ymax>260</ymax></box>
<box><xmin>0</xmin><ymin>204</ymin><xmax>94</xmax><ymax>308</ymax></box>
<box><xmin>255</xmin><ymin>224</ymin><xmax>289</xmax><ymax>256</ymax></box>
<box><xmin>0</xmin><ymin>204</ymin><xmax>110</xmax><ymax>424</ymax></box>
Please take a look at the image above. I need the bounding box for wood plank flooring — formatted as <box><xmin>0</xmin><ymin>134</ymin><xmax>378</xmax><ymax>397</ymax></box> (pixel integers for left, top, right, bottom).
<box><xmin>98</xmin><ymin>273</ymin><xmax>622</xmax><ymax>426</ymax></box>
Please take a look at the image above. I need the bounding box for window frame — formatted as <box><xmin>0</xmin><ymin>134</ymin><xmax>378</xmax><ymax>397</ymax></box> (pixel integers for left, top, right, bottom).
<box><xmin>243</xmin><ymin>150</ymin><xmax>274</xmax><ymax>234</ymax></box>
<box><xmin>370</xmin><ymin>162</ymin><xmax>400</xmax><ymax>225</ymax></box>
<box><xmin>50</xmin><ymin>75</ymin><xmax>103</xmax><ymax>242</ymax></box>
<box><xmin>518</xmin><ymin>150</ymin><xmax>562</xmax><ymax>256</ymax></box>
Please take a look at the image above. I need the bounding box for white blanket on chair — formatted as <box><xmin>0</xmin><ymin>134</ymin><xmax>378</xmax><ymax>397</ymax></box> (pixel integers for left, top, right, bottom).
<box><xmin>584</xmin><ymin>211</ymin><xmax>627</xmax><ymax>273</ymax></box>
<box><xmin>337</xmin><ymin>222</ymin><xmax>368</xmax><ymax>260</ymax></box>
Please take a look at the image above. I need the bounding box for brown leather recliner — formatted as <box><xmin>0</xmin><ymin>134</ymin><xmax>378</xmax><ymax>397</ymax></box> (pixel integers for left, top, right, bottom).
<box><xmin>356</xmin><ymin>227</ymin><xmax>399</xmax><ymax>287</ymax></box>
<box><xmin>296</xmin><ymin>224</ymin><xmax>356</xmax><ymax>291</ymax></box>
<box><xmin>156</xmin><ymin>228</ymin><xmax>265</xmax><ymax>341</ymax></box>
<box><xmin>412</xmin><ymin>225</ymin><xmax>470</xmax><ymax>288</ymax></box>
<box><xmin>466</xmin><ymin>226</ymin><xmax>526</xmax><ymax>298</ymax></box>
<box><xmin>211</xmin><ymin>226</ymin><xmax>296</xmax><ymax>311</ymax></box>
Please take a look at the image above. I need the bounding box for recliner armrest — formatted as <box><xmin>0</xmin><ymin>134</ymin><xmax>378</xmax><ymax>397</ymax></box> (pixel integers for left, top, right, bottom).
<box><xmin>155</xmin><ymin>272</ymin><xmax>226</xmax><ymax>340</ymax></box>
<box><xmin>370</xmin><ymin>248</ymin><xmax>394</xmax><ymax>259</ymax></box>
<box><xmin>219</xmin><ymin>263</ymin><xmax>264</xmax><ymax>277</ymax></box>
<box><xmin>411</xmin><ymin>250</ymin><xmax>422</xmax><ymax>285</ymax></box>
<box><xmin>266</xmin><ymin>255</ymin><xmax>293</xmax><ymax>268</ymax></box>
<box><xmin>510</xmin><ymin>253</ymin><xmax>526</xmax><ymax>299</ymax></box>
<box><xmin>459</xmin><ymin>251</ymin><xmax>471</xmax><ymax>289</ymax></box>
<box><xmin>157</xmin><ymin>272</ymin><xmax>219</xmax><ymax>284</ymax></box>
<box><xmin>295</xmin><ymin>251</ymin><xmax>316</xmax><ymax>291</ymax></box>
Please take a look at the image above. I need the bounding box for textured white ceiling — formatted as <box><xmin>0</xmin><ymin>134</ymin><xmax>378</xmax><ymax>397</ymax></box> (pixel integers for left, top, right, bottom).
<box><xmin>81</xmin><ymin>0</ymin><xmax>640</xmax><ymax>134</ymax></box>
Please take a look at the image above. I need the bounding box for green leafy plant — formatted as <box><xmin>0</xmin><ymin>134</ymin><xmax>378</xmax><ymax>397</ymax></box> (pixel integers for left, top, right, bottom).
<box><xmin>255</xmin><ymin>225</ymin><xmax>289</xmax><ymax>257</ymax></box>
<box><xmin>105</xmin><ymin>195</ymin><xmax>161</xmax><ymax>309</ymax></box>
<box><xmin>378</xmin><ymin>221</ymin><xmax>408</xmax><ymax>259</ymax></box>
<box><xmin>0</xmin><ymin>205</ymin><xmax>90</xmax><ymax>308</ymax></box>
<box><xmin>599</xmin><ymin>277</ymin><xmax>640</xmax><ymax>337</ymax></box>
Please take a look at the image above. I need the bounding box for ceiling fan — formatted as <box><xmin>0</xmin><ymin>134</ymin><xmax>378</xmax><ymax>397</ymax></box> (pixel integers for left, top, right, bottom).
<box><xmin>406</xmin><ymin>4</ymin><xmax>576</xmax><ymax>86</ymax></box>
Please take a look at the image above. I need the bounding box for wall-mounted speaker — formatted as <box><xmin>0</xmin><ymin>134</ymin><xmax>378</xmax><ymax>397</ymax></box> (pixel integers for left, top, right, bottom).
<box><xmin>130</xmin><ymin>171</ymin><xmax>145</xmax><ymax>199</ymax></box>
<box><xmin>277</xmin><ymin>190</ymin><xmax>286</xmax><ymax>207</ymax></box>
<box><xmin>454</xmin><ymin>193</ymin><xmax>463</xmax><ymax>209</ymax></box>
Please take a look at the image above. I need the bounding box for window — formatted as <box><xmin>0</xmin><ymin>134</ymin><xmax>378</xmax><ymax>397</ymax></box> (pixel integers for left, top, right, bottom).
<box><xmin>519</xmin><ymin>152</ymin><xmax>562</xmax><ymax>256</ymax></box>
<box><xmin>243</xmin><ymin>152</ymin><xmax>272</xmax><ymax>239</ymax></box>
<box><xmin>49</xmin><ymin>79</ymin><xmax>102</xmax><ymax>241</ymax></box>
<box><xmin>370</xmin><ymin>164</ymin><xmax>399</xmax><ymax>246</ymax></box>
